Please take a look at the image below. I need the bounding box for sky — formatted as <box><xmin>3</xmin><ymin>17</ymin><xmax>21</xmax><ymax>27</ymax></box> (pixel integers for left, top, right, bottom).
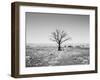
<box><xmin>25</xmin><ymin>12</ymin><xmax>90</xmax><ymax>45</ymax></box>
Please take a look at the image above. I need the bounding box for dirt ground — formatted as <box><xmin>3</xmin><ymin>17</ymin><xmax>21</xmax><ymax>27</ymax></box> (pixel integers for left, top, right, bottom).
<box><xmin>26</xmin><ymin>46</ymin><xmax>89</xmax><ymax>67</ymax></box>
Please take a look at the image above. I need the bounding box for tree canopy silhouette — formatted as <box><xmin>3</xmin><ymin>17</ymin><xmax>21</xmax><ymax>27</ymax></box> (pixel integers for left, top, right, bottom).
<box><xmin>50</xmin><ymin>29</ymin><xmax>71</xmax><ymax>51</ymax></box>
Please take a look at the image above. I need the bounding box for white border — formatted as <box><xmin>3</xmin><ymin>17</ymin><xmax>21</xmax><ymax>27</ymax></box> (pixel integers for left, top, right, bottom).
<box><xmin>19</xmin><ymin>6</ymin><xmax>95</xmax><ymax>74</ymax></box>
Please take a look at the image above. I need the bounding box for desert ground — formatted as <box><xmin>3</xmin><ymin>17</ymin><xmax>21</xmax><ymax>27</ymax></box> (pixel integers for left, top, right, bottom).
<box><xmin>26</xmin><ymin>45</ymin><xmax>89</xmax><ymax>67</ymax></box>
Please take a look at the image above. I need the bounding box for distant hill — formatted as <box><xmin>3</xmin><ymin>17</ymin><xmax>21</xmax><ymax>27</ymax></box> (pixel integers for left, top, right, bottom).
<box><xmin>26</xmin><ymin>43</ymin><xmax>89</xmax><ymax>48</ymax></box>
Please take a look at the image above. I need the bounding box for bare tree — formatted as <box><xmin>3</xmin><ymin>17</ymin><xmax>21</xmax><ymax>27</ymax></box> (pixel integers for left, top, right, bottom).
<box><xmin>50</xmin><ymin>29</ymin><xmax>71</xmax><ymax>51</ymax></box>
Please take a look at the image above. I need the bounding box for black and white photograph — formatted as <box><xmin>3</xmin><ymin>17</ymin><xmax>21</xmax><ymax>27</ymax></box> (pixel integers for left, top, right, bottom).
<box><xmin>25</xmin><ymin>12</ymin><xmax>90</xmax><ymax>67</ymax></box>
<box><xmin>11</xmin><ymin>2</ymin><xmax>97</xmax><ymax>78</ymax></box>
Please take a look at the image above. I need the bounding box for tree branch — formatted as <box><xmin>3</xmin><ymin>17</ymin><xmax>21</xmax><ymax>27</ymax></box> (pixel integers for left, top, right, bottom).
<box><xmin>50</xmin><ymin>29</ymin><xmax>71</xmax><ymax>46</ymax></box>
<box><xmin>61</xmin><ymin>38</ymin><xmax>71</xmax><ymax>44</ymax></box>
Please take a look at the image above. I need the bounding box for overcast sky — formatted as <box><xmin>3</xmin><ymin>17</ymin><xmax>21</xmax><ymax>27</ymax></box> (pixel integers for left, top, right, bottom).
<box><xmin>25</xmin><ymin>12</ymin><xmax>89</xmax><ymax>45</ymax></box>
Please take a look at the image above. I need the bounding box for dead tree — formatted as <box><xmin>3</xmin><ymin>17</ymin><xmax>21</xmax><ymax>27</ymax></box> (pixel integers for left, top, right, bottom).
<box><xmin>50</xmin><ymin>29</ymin><xmax>71</xmax><ymax>51</ymax></box>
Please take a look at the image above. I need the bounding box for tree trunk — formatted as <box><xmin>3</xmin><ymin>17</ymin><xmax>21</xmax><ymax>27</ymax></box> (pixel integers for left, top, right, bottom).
<box><xmin>58</xmin><ymin>43</ymin><xmax>61</xmax><ymax>51</ymax></box>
